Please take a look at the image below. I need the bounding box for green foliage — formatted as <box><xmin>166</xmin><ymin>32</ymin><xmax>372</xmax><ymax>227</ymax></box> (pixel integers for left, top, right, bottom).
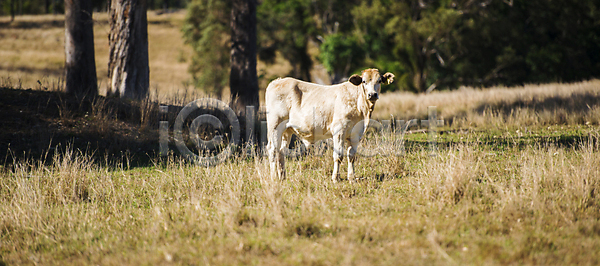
<box><xmin>0</xmin><ymin>0</ymin><xmax>63</xmax><ymax>16</ymax></box>
<box><xmin>257</xmin><ymin>0</ymin><xmax>315</xmax><ymax>81</ymax></box>
<box><xmin>182</xmin><ymin>0</ymin><xmax>600</xmax><ymax>93</ymax></box>
<box><xmin>319</xmin><ymin>33</ymin><xmax>364</xmax><ymax>83</ymax></box>
<box><xmin>182</xmin><ymin>0</ymin><xmax>231</xmax><ymax>97</ymax></box>
<box><xmin>350</xmin><ymin>0</ymin><xmax>600</xmax><ymax>92</ymax></box>
<box><xmin>452</xmin><ymin>0</ymin><xmax>600</xmax><ymax>87</ymax></box>
<box><xmin>353</xmin><ymin>0</ymin><xmax>462</xmax><ymax>92</ymax></box>
<box><xmin>350</xmin><ymin>0</ymin><xmax>402</xmax><ymax>91</ymax></box>
<box><xmin>258</xmin><ymin>0</ymin><xmax>363</xmax><ymax>82</ymax></box>
<box><xmin>146</xmin><ymin>0</ymin><xmax>189</xmax><ymax>10</ymax></box>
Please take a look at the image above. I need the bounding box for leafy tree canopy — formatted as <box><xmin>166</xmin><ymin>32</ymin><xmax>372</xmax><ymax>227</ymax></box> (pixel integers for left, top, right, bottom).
<box><xmin>183</xmin><ymin>0</ymin><xmax>600</xmax><ymax>93</ymax></box>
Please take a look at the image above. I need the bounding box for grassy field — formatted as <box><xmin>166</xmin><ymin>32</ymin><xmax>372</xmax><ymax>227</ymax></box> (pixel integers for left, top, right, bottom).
<box><xmin>1</xmin><ymin>11</ymin><xmax>600</xmax><ymax>266</ymax></box>
<box><xmin>1</xmin><ymin>79</ymin><xmax>599</xmax><ymax>265</ymax></box>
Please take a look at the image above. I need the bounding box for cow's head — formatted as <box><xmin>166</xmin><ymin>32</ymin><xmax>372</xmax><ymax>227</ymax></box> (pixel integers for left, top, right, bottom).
<box><xmin>349</xmin><ymin>69</ymin><xmax>395</xmax><ymax>103</ymax></box>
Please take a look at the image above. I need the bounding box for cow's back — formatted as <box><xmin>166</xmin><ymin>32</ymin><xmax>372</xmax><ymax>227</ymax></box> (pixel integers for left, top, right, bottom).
<box><xmin>267</xmin><ymin>77</ymin><xmax>349</xmax><ymax>143</ymax></box>
<box><xmin>266</xmin><ymin>78</ymin><xmax>340</xmax><ymax>118</ymax></box>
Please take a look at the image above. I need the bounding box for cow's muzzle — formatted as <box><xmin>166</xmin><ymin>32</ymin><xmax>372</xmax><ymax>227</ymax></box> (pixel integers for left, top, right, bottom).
<box><xmin>367</xmin><ymin>92</ymin><xmax>379</xmax><ymax>102</ymax></box>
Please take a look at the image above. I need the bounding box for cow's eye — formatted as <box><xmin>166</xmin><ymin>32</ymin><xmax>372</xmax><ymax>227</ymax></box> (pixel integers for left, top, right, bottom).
<box><xmin>362</xmin><ymin>80</ymin><xmax>366</xmax><ymax>84</ymax></box>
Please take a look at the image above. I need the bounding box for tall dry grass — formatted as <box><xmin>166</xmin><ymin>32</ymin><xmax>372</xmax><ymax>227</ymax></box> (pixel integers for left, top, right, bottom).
<box><xmin>375</xmin><ymin>80</ymin><xmax>600</xmax><ymax>128</ymax></box>
<box><xmin>1</xmin><ymin>130</ymin><xmax>599</xmax><ymax>264</ymax></box>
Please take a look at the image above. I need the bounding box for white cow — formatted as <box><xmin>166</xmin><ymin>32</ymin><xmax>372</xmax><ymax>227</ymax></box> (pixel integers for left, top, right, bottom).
<box><xmin>265</xmin><ymin>68</ymin><xmax>395</xmax><ymax>182</ymax></box>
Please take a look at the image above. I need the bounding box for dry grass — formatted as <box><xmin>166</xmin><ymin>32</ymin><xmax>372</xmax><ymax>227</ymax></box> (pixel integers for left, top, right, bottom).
<box><xmin>2</xmin><ymin>12</ymin><xmax>600</xmax><ymax>265</ymax></box>
<box><xmin>2</xmin><ymin>78</ymin><xmax>600</xmax><ymax>264</ymax></box>
<box><xmin>375</xmin><ymin>80</ymin><xmax>600</xmax><ymax>128</ymax></box>
<box><xmin>1</xmin><ymin>130</ymin><xmax>599</xmax><ymax>265</ymax></box>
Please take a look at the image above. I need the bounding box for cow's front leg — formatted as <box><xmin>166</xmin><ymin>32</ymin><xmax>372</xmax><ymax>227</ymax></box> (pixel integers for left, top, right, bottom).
<box><xmin>332</xmin><ymin>133</ymin><xmax>344</xmax><ymax>183</ymax></box>
<box><xmin>347</xmin><ymin>144</ymin><xmax>357</xmax><ymax>183</ymax></box>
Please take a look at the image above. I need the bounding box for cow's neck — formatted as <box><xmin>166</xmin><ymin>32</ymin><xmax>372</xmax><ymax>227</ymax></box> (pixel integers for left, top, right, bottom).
<box><xmin>357</xmin><ymin>84</ymin><xmax>374</xmax><ymax>121</ymax></box>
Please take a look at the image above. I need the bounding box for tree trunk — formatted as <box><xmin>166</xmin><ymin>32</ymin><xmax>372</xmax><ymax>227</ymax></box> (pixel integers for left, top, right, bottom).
<box><xmin>229</xmin><ymin>0</ymin><xmax>259</xmax><ymax>115</ymax></box>
<box><xmin>108</xmin><ymin>0</ymin><xmax>149</xmax><ymax>100</ymax></box>
<box><xmin>65</xmin><ymin>0</ymin><xmax>98</xmax><ymax>98</ymax></box>
<box><xmin>299</xmin><ymin>49</ymin><xmax>312</xmax><ymax>82</ymax></box>
<box><xmin>10</xmin><ymin>0</ymin><xmax>15</xmax><ymax>22</ymax></box>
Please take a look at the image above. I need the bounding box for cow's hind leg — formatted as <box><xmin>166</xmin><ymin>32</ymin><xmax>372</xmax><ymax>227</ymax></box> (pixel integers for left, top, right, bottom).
<box><xmin>278</xmin><ymin>129</ymin><xmax>294</xmax><ymax>178</ymax></box>
<box><xmin>267</xmin><ymin>117</ymin><xmax>286</xmax><ymax>180</ymax></box>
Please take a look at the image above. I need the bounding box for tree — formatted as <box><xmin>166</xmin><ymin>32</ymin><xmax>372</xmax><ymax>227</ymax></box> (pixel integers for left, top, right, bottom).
<box><xmin>455</xmin><ymin>0</ymin><xmax>600</xmax><ymax>87</ymax></box>
<box><xmin>352</xmin><ymin>0</ymin><xmax>462</xmax><ymax>92</ymax></box>
<box><xmin>108</xmin><ymin>0</ymin><xmax>150</xmax><ymax>100</ymax></box>
<box><xmin>10</xmin><ymin>0</ymin><xmax>16</xmax><ymax>21</ymax></box>
<box><xmin>182</xmin><ymin>0</ymin><xmax>600</xmax><ymax>93</ymax></box>
<box><xmin>229</xmin><ymin>0</ymin><xmax>259</xmax><ymax>114</ymax></box>
<box><xmin>319</xmin><ymin>33</ymin><xmax>364</xmax><ymax>84</ymax></box>
<box><xmin>257</xmin><ymin>0</ymin><xmax>315</xmax><ymax>82</ymax></box>
<box><xmin>183</xmin><ymin>0</ymin><xmax>259</xmax><ymax>111</ymax></box>
<box><xmin>64</xmin><ymin>0</ymin><xmax>98</xmax><ymax>98</ymax></box>
<box><xmin>182</xmin><ymin>0</ymin><xmax>230</xmax><ymax>98</ymax></box>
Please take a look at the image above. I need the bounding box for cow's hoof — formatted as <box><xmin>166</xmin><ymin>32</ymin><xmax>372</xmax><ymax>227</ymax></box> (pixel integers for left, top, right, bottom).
<box><xmin>348</xmin><ymin>175</ymin><xmax>356</xmax><ymax>184</ymax></box>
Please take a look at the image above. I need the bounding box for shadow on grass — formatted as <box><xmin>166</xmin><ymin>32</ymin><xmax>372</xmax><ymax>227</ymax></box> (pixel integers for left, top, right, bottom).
<box><xmin>0</xmin><ymin>87</ymin><xmax>255</xmax><ymax>169</ymax></box>
<box><xmin>474</xmin><ymin>91</ymin><xmax>600</xmax><ymax>122</ymax></box>
<box><xmin>403</xmin><ymin>133</ymin><xmax>588</xmax><ymax>152</ymax></box>
<box><xmin>0</xmin><ymin>87</ymin><xmax>160</xmax><ymax>168</ymax></box>
<box><xmin>0</xmin><ymin>19</ymin><xmax>64</xmax><ymax>30</ymax></box>
<box><xmin>0</xmin><ymin>65</ymin><xmax>64</xmax><ymax>77</ymax></box>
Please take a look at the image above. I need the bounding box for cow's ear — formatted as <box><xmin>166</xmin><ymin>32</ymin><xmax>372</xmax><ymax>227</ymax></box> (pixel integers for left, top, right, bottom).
<box><xmin>382</xmin><ymin>72</ymin><xmax>395</xmax><ymax>85</ymax></box>
<box><xmin>349</xmin><ymin>74</ymin><xmax>362</xmax><ymax>86</ymax></box>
